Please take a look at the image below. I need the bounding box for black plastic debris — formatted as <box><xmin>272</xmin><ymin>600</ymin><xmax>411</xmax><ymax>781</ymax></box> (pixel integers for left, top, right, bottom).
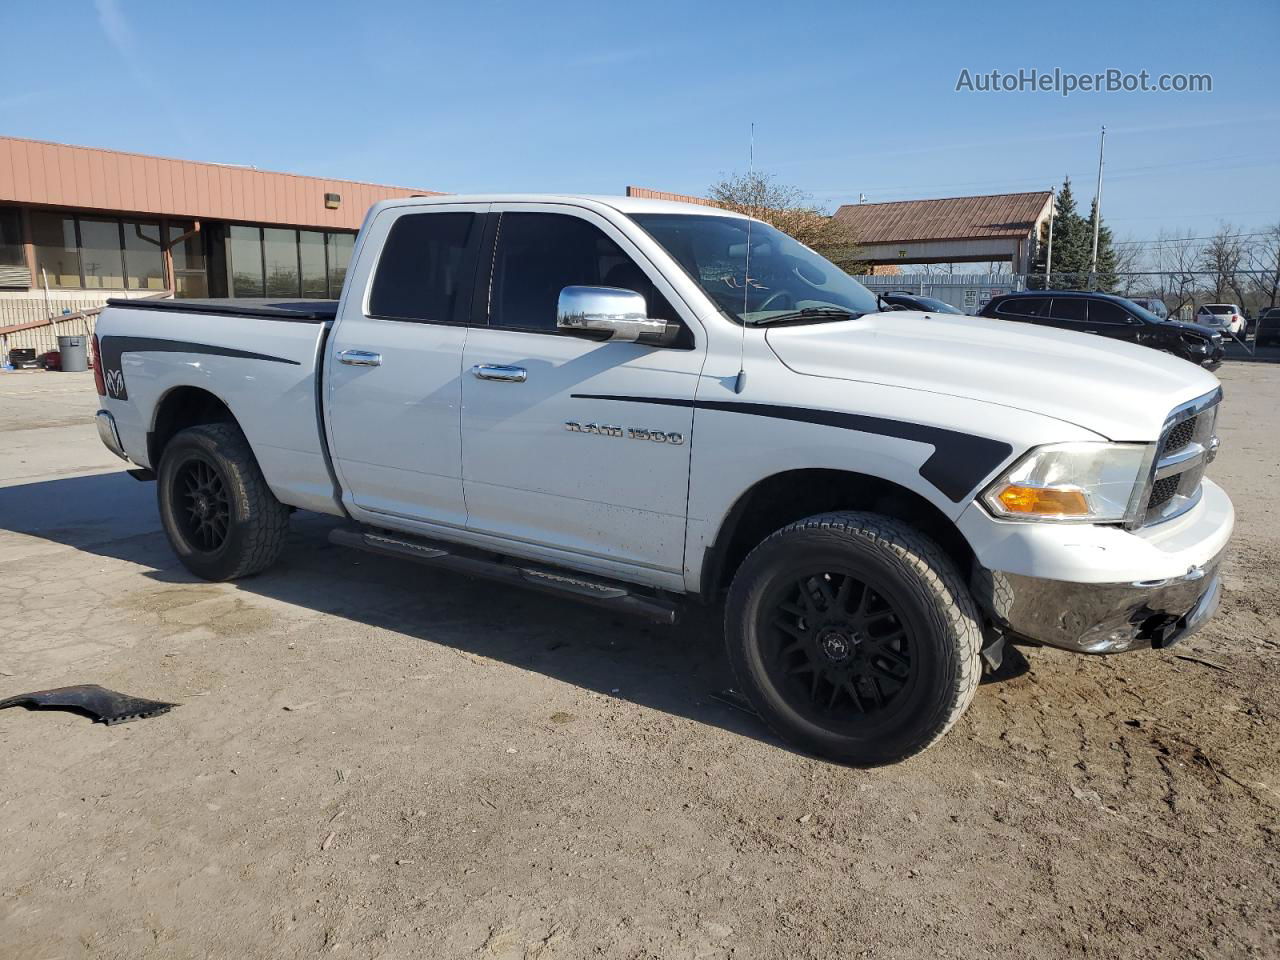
<box><xmin>708</xmin><ymin>688</ymin><xmax>758</xmax><ymax>717</ymax></box>
<box><xmin>0</xmin><ymin>685</ymin><xmax>177</xmax><ymax>725</ymax></box>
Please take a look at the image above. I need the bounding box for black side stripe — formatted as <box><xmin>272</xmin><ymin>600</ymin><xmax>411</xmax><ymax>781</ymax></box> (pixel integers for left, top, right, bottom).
<box><xmin>571</xmin><ymin>393</ymin><xmax>1012</xmax><ymax>503</ymax></box>
<box><xmin>99</xmin><ymin>336</ymin><xmax>300</xmax><ymax>402</ymax></box>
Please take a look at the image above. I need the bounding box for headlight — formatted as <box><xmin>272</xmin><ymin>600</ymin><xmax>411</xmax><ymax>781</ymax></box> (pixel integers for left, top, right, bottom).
<box><xmin>982</xmin><ymin>442</ymin><xmax>1155</xmax><ymax>523</ymax></box>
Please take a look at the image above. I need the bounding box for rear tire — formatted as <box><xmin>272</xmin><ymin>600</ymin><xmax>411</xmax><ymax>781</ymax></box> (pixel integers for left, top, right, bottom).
<box><xmin>724</xmin><ymin>512</ymin><xmax>982</xmax><ymax>766</ymax></box>
<box><xmin>157</xmin><ymin>423</ymin><xmax>289</xmax><ymax>581</ymax></box>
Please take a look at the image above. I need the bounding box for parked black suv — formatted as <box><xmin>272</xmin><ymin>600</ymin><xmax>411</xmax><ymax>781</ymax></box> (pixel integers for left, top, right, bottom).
<box><xmin>979</xmin><ymin>290</ymin><xmax>1224</xmax><ymax>369</ymax></box>
<box><xmin>1256</xmin><ymin>307</ymin><xmax>1280</xmax><ymax>348</ymax></box>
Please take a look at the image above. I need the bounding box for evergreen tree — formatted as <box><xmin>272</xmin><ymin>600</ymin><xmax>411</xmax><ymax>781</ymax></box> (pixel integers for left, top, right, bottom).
<box><xmin>1087</xmin><ymin>198</ymin><xmax>1119</xmax><ymax>292</ymax></box>
<box><xmin>1029</xmin><ymin>177</ymin><xmax>1089</xmax><ymax>289</ymax></box>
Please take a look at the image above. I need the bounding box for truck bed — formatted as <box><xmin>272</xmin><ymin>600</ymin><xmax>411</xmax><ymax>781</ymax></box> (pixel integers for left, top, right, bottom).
<box><xmin>96</xmin><ymin>297</ymin><xmax>341</xmax><ymax>516</ymax></box>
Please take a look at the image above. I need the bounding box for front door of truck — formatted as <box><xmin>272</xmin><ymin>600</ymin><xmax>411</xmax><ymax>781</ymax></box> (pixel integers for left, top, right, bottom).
<box><xmin>325</xmin><ymin>203</ymin><xmax>488</xmax><ymax>530</ymax></box>
<box><xmin>459</xmin><ymin>205</ymin><xmax>704</xmax><ymax>586</ymax></box>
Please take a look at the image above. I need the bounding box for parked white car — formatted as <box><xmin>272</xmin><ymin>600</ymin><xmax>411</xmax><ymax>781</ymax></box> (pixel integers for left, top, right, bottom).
<box><xmin>91</xmin><ymin>194</ymin><xmax>1234</xmax><ymax>766</ymax></box>
<box><xmin>1194</xmin><ymin>303</ymin><xmax>1246</xmax><ymax>337</ymax></box>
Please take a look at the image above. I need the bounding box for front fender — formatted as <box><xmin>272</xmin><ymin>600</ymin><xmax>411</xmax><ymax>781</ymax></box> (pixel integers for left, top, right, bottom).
<box><xmin>680</xmin><ymin>379</ymin><xmax>1105</xmax><ymax>593</ymax></box>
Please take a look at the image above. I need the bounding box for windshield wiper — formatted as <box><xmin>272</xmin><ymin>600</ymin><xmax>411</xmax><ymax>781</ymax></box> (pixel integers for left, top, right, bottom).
<box><xmin>748</xmin><ymin>307</ymin><xmax>860</xmax><ymax>327</ymax></box>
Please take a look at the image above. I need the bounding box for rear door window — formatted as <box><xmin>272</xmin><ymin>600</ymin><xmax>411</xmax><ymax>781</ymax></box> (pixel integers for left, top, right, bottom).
<box><xmin>369</xmin><ymin>212</ymin><xmax>480</xmax><ymax>323</ymax></box>
<box><xmin>996</xmin><ymin>297</ymin><xmax>1047</xmax><ymax>318</ymax></box>
<box><xmin>1048</xmin><ymin>298</ymin><xmax>1088</xmax><ymax>324</ymax></box>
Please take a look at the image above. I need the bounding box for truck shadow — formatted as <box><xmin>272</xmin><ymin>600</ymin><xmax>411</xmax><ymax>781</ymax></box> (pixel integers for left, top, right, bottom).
<box><xmin>0</xmin><ymin>470</ymin><xmax>784</xmax><ymax>753</ymax></box>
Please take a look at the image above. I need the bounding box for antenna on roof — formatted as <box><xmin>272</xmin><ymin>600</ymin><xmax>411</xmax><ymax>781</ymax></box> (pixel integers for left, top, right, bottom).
<box><xmin>733</xmin><ymin>122</ymin><xmax>754</xmax><ymax>395</ymax></box>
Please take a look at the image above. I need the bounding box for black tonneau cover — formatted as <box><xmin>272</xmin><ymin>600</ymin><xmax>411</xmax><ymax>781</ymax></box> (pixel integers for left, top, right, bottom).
<box><xmin>105</xmin><ymin>298</ymin><xmax>338</xmax><ymax>323</ymax></box>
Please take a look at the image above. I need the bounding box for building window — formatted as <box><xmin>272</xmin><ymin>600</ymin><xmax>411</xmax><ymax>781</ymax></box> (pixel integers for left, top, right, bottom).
<box><xmin>299</xmin><ymin>230</ymin><xmax>327</xmax><ymax>298</ymax></box>
<box><xmin>123</xmin><ymin>221</ymin><xmax>166</xmax><ymax>290</ymax></box>
<box><xmin>30</xmin><ymin>210</ymin><xmax>169</xmax><ymax>290</ymax></box>
<box><xmin>0</xmin><ymin>207</ymin><xmax>23</xmax><ymax>268</ymax></box>
<box><xmin>327</xmin><ymin>232</ymin><xmax>353</xmax><ymax>298</ymax></box>
<box><xmin>169</xmin><ymin>221</ymin><xmax>208</xmax><ymax>298</ymax></box>
<box><xmin>263</xmin><ymin>227</ymin><xmax>299</xmax><ymax>297</ymax></box>
<box><xmin>78</xmin><ymin>217</ymin><xmax>126</xmax><ymax>288</ymax></box>
<box><xmin>228</xmin><ymin>224</ymin><xmax>354</xmax><ymax>299</ymax></box>
<box><xmin>31</xmin><ymin>212</ymin><xmax>82</xmax><ymax>288</ymax></box>
<box><xmin>229</xmin><ymin>225</ymin><xmax>265</xmax><ymax>297</ymax></box>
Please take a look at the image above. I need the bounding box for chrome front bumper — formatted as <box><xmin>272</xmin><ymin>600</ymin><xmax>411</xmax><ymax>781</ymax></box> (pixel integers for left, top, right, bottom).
<box><xmin>972</xmin><ymin>549</ymin><xmax>1226</xmax><ymax>654</ymax></box>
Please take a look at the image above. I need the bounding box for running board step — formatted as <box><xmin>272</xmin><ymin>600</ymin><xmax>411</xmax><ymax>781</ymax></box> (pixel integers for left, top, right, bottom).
<box><xmin>327</xmin><ymin>527</ymin><xmax>680</xmax><ymax>624</ymax></box>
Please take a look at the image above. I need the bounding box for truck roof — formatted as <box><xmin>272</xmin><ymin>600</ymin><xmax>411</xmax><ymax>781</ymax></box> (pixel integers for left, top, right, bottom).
<box><xmin>371</xmin><ymin>193</ymin><xmax>748</xmax><ymax>218</ymax></box>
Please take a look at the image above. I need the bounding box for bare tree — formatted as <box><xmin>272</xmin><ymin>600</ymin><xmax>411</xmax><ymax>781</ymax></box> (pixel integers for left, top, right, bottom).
<box><xmin>1200</xmin><ymin>223</ymin><xmax>1249</xmax><ymax>304</ymax></box>
<box><xmin>1110</xmin><ymin>235</ymin><xmax>1144</xmax><ymax>295</ymax></box>
<box><xmin>1150</xmin><ymin>229</ymin><xmax>1203</xmax><ymax>319</ymax></box>
<box><xmin>1245</xmin><ymin>222</ymin><xmax>1280</xmax><ymax>312</ymax></box>
<box><xmin>707</xmin><ymin>171</ymin><xmax>863</xmax><ymax>271</ymax></box>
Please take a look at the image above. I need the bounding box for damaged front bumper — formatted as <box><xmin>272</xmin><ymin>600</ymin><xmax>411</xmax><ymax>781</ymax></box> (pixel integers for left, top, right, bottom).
<box><xmin>972</xmin><ymin>548</ymin><xmax>1226</xmax><ymax>654</ymax></box>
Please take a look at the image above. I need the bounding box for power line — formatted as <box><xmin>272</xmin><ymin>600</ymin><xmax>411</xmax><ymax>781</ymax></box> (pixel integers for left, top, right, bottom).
<box><xmin>1113</xmin><ymin>230</ymin><xmax>1275</xmax><ymax>247</ymax></box>
<box><xmin>837</xmin><ymin>154</ymin><xmax>1279</xmax><ymax>203</ymax></box>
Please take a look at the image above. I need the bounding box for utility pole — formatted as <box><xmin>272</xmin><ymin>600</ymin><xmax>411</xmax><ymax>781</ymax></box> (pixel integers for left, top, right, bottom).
<box><xmin>1044</xmin><ymin>187</ymin><xmax>1055</xmax><ymax>288</ymax></box>
<box><xmin>1089</xmin><ymin>125</ymin><xmax>1106</xmax><ymax>288</ymax></box>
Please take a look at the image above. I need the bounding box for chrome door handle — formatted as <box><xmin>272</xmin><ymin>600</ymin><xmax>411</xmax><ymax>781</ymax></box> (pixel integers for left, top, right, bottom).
<box><xmin>338</xmin><ymin>349</ymin><xmax>382</xmax><ymax>366</ymax></box>
<box><xmin>471</xmin><ymin>363</ymin><xmax>527</xmax><ymax>383</ymax></box>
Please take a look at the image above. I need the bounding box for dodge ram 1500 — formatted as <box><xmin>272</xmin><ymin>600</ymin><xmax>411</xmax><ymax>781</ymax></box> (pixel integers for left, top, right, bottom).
<box><xmin>93</xmin><ymin>194</ymin><xmax>1233</xmax><ymax>765</ymax></box>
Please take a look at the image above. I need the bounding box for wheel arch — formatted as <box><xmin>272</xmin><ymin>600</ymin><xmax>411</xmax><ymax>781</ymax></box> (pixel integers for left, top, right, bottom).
<box><xmin>147</xmin><ymin>385</ymin><xmax>240</xmax><ymax>469</ymax></box>
<box><xmin>700</xmin><ymin>468</ymin><xmax>977</xmax><ymax>600</ymax></box>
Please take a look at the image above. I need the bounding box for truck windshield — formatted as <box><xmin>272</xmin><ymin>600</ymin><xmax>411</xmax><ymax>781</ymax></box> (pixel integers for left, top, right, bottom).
<box><xmin>628</xmin><ymin>213</ymin><xmax>879</xmax><ymax>326</ymax></box>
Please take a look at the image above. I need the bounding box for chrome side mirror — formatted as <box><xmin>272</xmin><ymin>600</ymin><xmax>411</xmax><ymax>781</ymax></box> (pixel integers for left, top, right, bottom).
<box><xmin>557</xmin><ymin>285</ymin><xmax>668</xmax><ymax>342</ymax></box>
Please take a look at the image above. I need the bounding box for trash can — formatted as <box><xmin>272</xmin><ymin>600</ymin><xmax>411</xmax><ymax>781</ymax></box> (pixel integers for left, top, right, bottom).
<box><xmin>57</xmin><ymin>335</ymin><xmax>88</xmax><ymax>373</ymax></box>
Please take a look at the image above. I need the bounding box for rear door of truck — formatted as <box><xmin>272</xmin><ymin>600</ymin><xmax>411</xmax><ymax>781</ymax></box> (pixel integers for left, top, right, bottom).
<box><xmin>324</xmin><ymin>202</ymin><xmax>488</xmax><ymax>529</ymax></box>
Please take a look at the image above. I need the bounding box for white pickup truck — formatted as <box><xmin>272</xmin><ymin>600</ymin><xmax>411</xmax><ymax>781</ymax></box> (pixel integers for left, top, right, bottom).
<box><xmin>93</xmin><ymin>194</ymin><xmax>1233</xmax><ymax>765</ymax></box>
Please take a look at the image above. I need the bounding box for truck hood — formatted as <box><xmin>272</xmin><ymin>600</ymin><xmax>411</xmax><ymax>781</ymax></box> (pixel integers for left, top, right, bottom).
<box><xmin>764</xmin><ymin>311</ymin><xmax>1221</xmax><ymax>440</ymax></box>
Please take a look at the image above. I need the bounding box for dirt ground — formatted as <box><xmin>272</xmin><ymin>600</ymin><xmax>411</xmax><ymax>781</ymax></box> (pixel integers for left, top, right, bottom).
<box><xmin>0</xmin><ymin>366</ymin><xmax>1276</xmax><ymax>960</ymax></box>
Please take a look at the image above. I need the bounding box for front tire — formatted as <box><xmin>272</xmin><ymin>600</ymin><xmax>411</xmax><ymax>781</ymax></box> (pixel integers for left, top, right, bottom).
<box><xmin>157</xmin><ymin>423</ymin><xmax>290</xmax><ymax>581</ymax></box>
<box><xmin>725</xmin><ymin>512</ymin><xmax>982</xmax><ymax>766</ymax></box>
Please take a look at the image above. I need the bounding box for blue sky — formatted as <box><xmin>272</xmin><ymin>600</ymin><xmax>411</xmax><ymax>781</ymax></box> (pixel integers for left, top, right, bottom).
<box><xmin>2</xmin><ymin>0</ymin><xmax>1277</xmax><ymax>242</ymax></box>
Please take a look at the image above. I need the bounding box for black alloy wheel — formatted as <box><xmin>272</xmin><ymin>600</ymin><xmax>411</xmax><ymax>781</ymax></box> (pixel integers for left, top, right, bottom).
<box><xmin>173</xmin><ymin>456</ymin><xmax>232</xmax><ymax>553</ymax></box>
<box><xmin>767</xmin><ymin>570</ymin><xmax>913</xmax><ymax>725</ymax></box>
<box><xmin>157</xmin><ymin>423</ymin><xmax>290</xmax><ymax>581</ymax></box>
<box><xmin>724</xmin><ymin>512</ymin><xmax>983</xmax><ymax>766</ymax></box>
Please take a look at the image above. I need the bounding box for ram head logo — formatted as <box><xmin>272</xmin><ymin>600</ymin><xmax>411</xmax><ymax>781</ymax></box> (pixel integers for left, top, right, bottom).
<box><xmin>105</xmin><ymin>368</ymin><xmax>126</xmax><ymax>399</ymax></box>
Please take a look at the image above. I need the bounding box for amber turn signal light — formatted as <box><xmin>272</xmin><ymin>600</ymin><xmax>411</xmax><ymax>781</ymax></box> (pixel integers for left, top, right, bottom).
<box><xmin>994</xmin><ymin>485</ymin><xmax>1090</xmax><ymax>516</ymax></box>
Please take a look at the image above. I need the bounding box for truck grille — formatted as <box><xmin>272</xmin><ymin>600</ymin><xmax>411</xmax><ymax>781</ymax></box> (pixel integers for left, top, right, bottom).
<box><xmin>1138</xmin><ymin>390</ymin><xmax>1221</xmax><ymax>527</ymax></box>
<box><xmin>1147</xmin><ymin>475</ymin><xmax>1181</xmax><ymax>511</ymax></box>
<box><xmin>1164</xmin><ymin>416</ymin><xmax>1197</xmax><ymax>454</ymax></box>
